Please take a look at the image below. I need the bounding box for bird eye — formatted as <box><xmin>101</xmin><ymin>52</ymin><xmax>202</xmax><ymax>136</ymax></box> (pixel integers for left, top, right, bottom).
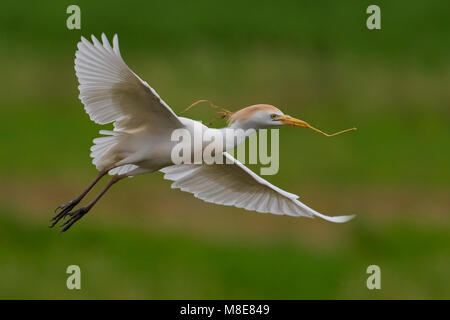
<box><xmin>271</xmin><ymin>114</ymin><xmax>277</xmax><ymax>119</ymax></box>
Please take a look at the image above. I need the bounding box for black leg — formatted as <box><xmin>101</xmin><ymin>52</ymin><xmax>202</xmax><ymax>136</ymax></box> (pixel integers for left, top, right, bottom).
<box><xmin>50</xmin><ymin>168</ymin><xmax>111</xmax><ymax>227</ymax></box>
<box><xmin>58</xmin><ymin>174</ymin><xmax>126</xmax><ymax>233</ymax></box>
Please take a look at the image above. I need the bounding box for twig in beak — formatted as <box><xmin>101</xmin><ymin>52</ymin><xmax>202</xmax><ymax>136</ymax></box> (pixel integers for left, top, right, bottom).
<box><xmin>306</xmin><ymin>124</ymin><xmax>357</xmax><ymax>137</ymax></box>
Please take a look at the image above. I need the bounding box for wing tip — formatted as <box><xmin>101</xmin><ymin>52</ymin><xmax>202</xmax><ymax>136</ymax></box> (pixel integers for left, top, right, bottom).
<box><xmin>321</xmin><ymin>214</ymin><xmax>356</xmax><ymax>223</ymax></box>
<box><xmin>112</xmin><ymin>34</ymin><xmax>121</xmax><ymax>56</ymax></box>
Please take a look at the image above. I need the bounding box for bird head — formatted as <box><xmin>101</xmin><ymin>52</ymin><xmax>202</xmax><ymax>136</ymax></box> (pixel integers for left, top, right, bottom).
<box><xmin>227</xmin><ymin>104</ymin><xmax>283</xmax><ymax>129</ymax></box>
<box><xmin>228</xmin><ymin>104</ymin><xmax>357</xmax><ymax>136</ymax></box>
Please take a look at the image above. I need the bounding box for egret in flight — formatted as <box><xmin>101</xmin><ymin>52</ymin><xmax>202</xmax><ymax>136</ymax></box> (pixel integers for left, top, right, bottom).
<box><xmin>51</xmin><ymin>34</ymin><xmax>356</xmax><ymax>232</ymax></box>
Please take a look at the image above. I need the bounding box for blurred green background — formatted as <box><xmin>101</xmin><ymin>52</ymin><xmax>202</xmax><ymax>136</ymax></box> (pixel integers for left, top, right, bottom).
<box><xmin>0</xmin><ymin>0</ymin><xmax>449</xmax><ymax>299</ymax></box>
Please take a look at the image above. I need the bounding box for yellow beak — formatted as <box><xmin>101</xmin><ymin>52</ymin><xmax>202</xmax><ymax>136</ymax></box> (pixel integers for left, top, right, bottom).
<box><xmin>278</xmin><ymin>115</ymin><xmax>309</xmax><ymax>128</ymax></box>
<box><xmin>278</xmin><ymin>115</ymin><xmax>357</xmax><ymax>137</ymax></box>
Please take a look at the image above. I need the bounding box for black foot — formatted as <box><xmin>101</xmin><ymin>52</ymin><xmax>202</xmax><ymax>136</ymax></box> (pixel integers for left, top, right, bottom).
<box><xmin>50</xmin><ymin>199</ymin><xmax>81</xmax><ymax>228</ymax></box>
<box><xmin>59</xmin><ymin>206</ymin><xmax>90</xmax><ymax>233</ymax></box>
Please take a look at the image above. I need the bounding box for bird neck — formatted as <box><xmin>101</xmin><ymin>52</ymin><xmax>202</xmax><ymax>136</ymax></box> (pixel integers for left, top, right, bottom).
<box><xmin>217</xmin><ymin>121</ymin><xmax>259</xmax><ymax>150</ymax></box>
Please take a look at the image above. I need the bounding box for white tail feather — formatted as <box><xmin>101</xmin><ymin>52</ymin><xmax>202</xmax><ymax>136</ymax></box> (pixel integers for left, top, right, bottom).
<box><xmin>90</xmin><ymin>130</ymin><xmax>137</xmax><ymax>175</ymax></box>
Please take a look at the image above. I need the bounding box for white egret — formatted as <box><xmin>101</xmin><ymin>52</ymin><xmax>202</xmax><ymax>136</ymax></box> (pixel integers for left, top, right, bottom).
<box><xmin>51</xmin><ymin>34</ymin><xmax>356</xmax><ymax>232</ymax></box>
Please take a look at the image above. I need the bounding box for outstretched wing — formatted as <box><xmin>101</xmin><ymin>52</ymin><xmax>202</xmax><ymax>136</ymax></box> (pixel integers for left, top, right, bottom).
<box><xmin>160</xmin><ymin>153</ymin><xmax>355</xmax><ymax>223</ymax></box>
<box><xmin>75</xmin><ymin>33</ymin><xmax>183</xmax><ymax>131</ymax></box>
